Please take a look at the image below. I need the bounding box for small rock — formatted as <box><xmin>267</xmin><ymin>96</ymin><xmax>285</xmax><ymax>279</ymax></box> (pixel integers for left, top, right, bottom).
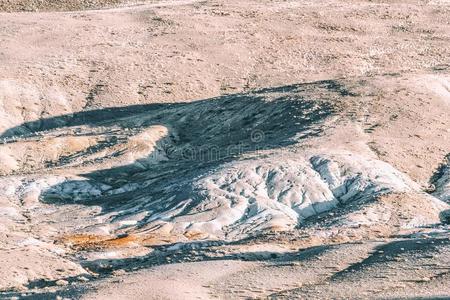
<box><xmin>56</xmin><ymin>279</ymin><xmax>69</xmax><ymax>286</ymax></box>
<box><xmin>78</xmin><ymin>276</ymin><xmax>90</xmax><ymax>282</ymax></box>
<box><xmin>112</xmin><ymin>269</ymin><xmax>126</xmax><ymax>276</ymax></box>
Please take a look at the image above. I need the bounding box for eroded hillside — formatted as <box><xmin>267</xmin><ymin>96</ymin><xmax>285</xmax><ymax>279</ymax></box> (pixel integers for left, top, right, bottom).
<box><xmin>0</xmin><ymin>0</ymin><xmax>449</xmax><ymax>298</ymax></box>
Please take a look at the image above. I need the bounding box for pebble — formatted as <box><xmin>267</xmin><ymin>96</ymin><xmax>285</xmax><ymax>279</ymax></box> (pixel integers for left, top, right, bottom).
<box><xmin>78</xmin><ymin>276</ymin><xmax>90</xmax><ymax>282</ymax></box>
<box><xmin>112</xmin><ymin>269</ymin><xmax>126</xmax><ymax>276</ymax></box>
<box><xmin>56</xmin><ymin>279</ymin><xmax>69</xmax><ymax>286</ymax></box>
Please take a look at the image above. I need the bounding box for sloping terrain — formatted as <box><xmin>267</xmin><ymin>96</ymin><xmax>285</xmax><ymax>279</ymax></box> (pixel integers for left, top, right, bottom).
<box><xmin>0</xmin><ymin>0</ymin><xmax>449</xmax><ymax>298</ymax></box>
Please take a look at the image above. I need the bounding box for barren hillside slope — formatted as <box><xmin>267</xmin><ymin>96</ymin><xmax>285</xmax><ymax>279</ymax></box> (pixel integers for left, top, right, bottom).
<box><xmin>0</xmin><ymin>0</ymin><xmax>449</xmax><ymax>298</ymax></box>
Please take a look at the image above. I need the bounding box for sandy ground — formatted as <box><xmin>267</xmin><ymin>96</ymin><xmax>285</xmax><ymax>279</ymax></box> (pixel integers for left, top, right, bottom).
<box><xmin>0</xmin><ymin>0</ymin><xmax>157</xmax><ymax>12</ymax></box>
<box><xmin>0</xmin><ymin>0</ymin><xmax>449</xmax><ymax>298</ymax></box>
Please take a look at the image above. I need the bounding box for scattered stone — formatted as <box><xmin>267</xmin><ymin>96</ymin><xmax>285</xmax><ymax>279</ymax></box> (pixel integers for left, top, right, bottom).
<box><xmin>78</xmin><ymin>276</ymin><xmax>90</xmax><ymax>282</ymax></box>
<box><xmin>112</xmin><ymin>269</ymin><xmax>126</xmax><ymax>276</ymax></box>
<box><xmin>56</xmin><ymin>279</ymin><xmax>69</xmax><ymax>286</ymax></box>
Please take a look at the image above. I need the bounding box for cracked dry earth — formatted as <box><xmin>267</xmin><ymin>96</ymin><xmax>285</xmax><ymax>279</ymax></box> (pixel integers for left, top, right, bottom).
<box><xmin>0</xmin><ymin>0</ymin><xmax>450</xmax><ymax>299</ymax></box>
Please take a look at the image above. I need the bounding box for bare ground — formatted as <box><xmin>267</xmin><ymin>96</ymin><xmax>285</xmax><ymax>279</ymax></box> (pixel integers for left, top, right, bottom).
<box><xmin>0</xmin><ymin>0</ymin><xmax>449</xmax><ymax>298</ymax></box>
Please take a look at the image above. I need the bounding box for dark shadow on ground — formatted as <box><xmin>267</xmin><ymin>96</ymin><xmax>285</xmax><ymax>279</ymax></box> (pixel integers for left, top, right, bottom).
<box><xmin>0</xmin><ymin>80</ymin><xmax>351</xmax><ymax>224</ymax></box>
<box><xmin>429</xmin><ymin>153</ymin><xmax>449</xmax><ymax>193</ymax></box>
<box><xmin>267</xmin><ymin>237</ymin><xmax>450</xmax><ymax>299</ymax></box>
<box><xmin>1</xmin><ymin>80</ymin><xmax>350</xmax><ymax>139</ymax></box>
<box><xmin>0</xmin><ymin>241</ymin><xmax>336</xmax><ymax>299</ymax></box>
<box><xmin>7</xmin><ymin>237</ymin><xmax>449</xmax><ymax>299</ymax></box>
<box><xmin>329</xmin><ymin>237</ymin><xmax>450</xmax><ymax>281</ymax></box>
<box><xmin>0</xmin><ymin>80</ymin><xmax>358</xmax><ymax>299</ymax></box>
